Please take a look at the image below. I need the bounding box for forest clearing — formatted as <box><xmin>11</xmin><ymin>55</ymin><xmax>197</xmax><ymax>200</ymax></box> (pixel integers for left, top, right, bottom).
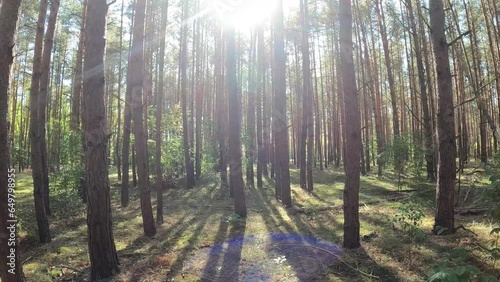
<box><xmin>1</xmin><ymin>0</ymin><xmax>500</xmax><ymax>281</ymax></box>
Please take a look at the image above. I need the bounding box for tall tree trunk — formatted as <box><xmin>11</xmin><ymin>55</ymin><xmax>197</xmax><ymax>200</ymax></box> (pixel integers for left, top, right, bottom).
<box><xmin>0</xmin><ymin>0</ymin><xmax>26</xmax><ymax>280</ymax></box>
<box><xmin>38</xmin><ymin>0</ymin><xmax>59</xmax><ymax>216</ymax></box>
<box><xmin>215</xmin><ymin>26</ymin><xmax>228</xmax><ymax>190</ymax></box>
<box><xmin>273</xmin><ymin>0</ymin><xmax>292</xmax><ymax>206</ymax></box>
<box><xmin>155</xmin><ymin>0</ymin><xmax>169</xmax><ymax>224</ymax></box>
<box><xmin>29</xmin><ymin>0</ymin><xmax>51</xmax><ymax>244</ymax></box>
<box><xmin>83</xmin><ymin>0</ymin><xmax>120</xmax><ymax>279</ymax></box>
<box><xmin>375</xmin><ymin>0</ymin><xmax>400</xmax><ymax>139</ymax></box>
<box><xmin>299</xmin><ymin>0</ymin><xmax>311</xmax><ymax>191</ymax></box>
<box><xmin>225</xmin><ymin>25</ymin><xmax>247</xmax><ymax>217</ymax></box>
<box><xmin>340</xmin><ymin>0</ymin><xmax>361</xmax><ymax>249</ymax></box>
<box><xmin>129</xmin><ymin>0</ymin><xmax>157</xmax><ymax>237</ymax></box>
<box><xmin>430</xmin><ymin>0</ymin><xmax>456</xmax><ymax>234</ymax></box>
<box><xmin>256</xmin><ymin>26</ymin><xmax>264</xmax><ymax>189</ymax></box>
<box><xmin>181</xmin><ymin>2</ymin><xmax>195</xmax><ymax>189</ymax></box>
<box><xmin>71</xmin><ymin>0</ymin><xmax>87</xmax><ymax>131</ymax></box>
<box><xmin>115</xmin><ymin>0</ymin><xmax>124</xmax><ymax>182</ymax></box>
<box><xmin>246</xmin><ymin>34</ymin><xmax>256</xmax><ymax>188</ymax></box>
<box><xmin>408</xmin><ymin>0</ymin><xmax>435</xmax><ymax>181</ymax></box>
<box><xmin>121</xmin><ymin>0</ymin><xmax>138</xmax><ymax>207</ymax></box>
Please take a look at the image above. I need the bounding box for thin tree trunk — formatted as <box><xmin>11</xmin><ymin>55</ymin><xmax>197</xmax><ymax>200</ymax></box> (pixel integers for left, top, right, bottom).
<box><xmin>408</xmin><ymin>0</ymin><xmax>435</xmax><ymax>181</ymax></box>
<box><xmin>129</xmin><ymin>0</ymin><xmax>156</xmax><ymax>236</ymax></box>
<box><xmin>38</xmin><ymin>0</ymin><xmax>59</xmax><ymax>216</ymax></box>
<box><xmin>246</xmin><ymin>33</ymin><xmax>256</xmax><ymax>188</ymax></box>
<box><xmin>181</xmin><ymin>2</ymin><xmax>195</xmax><ymax>189</ymax></box>
<box><xmin>29</xmin><ymin>0</ymin><xmax>51</xmax><ymax>244</ymax></box>
<box><xmin>155</xmin><ymin>0</ymin><xmax>169</xmax><ymax>224</ymax></box>
<box><xmin>215</xmin><ymin>26</ymin><xmax>228</xmax><ymax>190</ymax></box>
<box><xmin>256</xmin><ymin>26</ymin><xmax>264</xmax><ymax>189</ymax></box>
<box><xmin>375</xmin><ymin>0</ymin><xmax>400</xmax><ymax>139</ymax></box>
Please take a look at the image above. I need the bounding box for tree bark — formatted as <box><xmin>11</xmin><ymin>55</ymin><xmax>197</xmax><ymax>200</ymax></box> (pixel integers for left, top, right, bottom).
<box><xmin>38</xmin><ymin>0</ymin><xmax>59</xmax><ymax>216</ymax></box>
<box><xmin>215</xmin><ymin>25</ymin><xmax>228</xmax><ymax>190</ymax></box>
<box><xmin>129</xmin><ymin>0</ymin><xmax>157</xmax><ymax>237</ymax></box>
<box><xmin>375</xmin><ymin>0</ymin><xmax>400</xmax><ymax>139</ymax></box>
<box><xmin>180</xmin><ymin>2</ymin><xmax>195</xmax><ymax>189</ymax></box>
<box><xmin>246</xmin><ymin>34</ymin><xmax>256</xmax><ymax>188</ymax></box>
<box><xmin>273</xmin><ymin>0</ymin><xmax>292</xmax><ymax>206</ymax></box>
<box><xmin>0</xmin><ymin>0</ymin><xmax>26</xmax><ymax>280</ymax></box>
<box><xmin>407</xmin><ymin>0</ymin><xmax>435</xmax><ymax>181</ymax></box>
<box><xmin>83</xmin><ymin>0</ymin><xmax>120</xmax><ymax>279</ymax></box>
<box><xmin>340</xmin><ymin>0</ymin><xmax>361</xmax><ymax>249</ymax></box>
<box><xmin>155</xmin><ymin>0</ymin><xmax>169</xmax><ymax>224</ymax></box>
<box><xmin>29</xmin><ymin>0</ymin><xmax>51</xmax><ymax>244</ymax></box>
<box><xmin>256</xmin><ymin>26</ymin><xmax>265</xmax><ymax>189</ymax></box>
<box><xmin>71</xmin><ymin>0</ymin><xmax>87</xmax><ymax>131</ymax></box>
<box><xmin>225</xmin><ymin>25</ymin><xmax>247</xmax><ymax>217</ymax></box>
<box><xmin>430</xmin><ymin>0</ymin><xmax>456</xmax><ymax>234</ymax></box>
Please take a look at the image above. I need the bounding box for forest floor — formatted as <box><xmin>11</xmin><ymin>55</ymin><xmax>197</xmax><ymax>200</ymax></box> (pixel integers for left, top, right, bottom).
<box><xmin>13</xmin><ymin>163</ymin><xmax>500</xmax><ymax>281</ymax></box>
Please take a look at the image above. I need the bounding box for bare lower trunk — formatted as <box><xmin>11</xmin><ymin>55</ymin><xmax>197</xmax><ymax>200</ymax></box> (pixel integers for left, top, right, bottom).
<box><xmin>273</xmin><ymin>0</ymin><xmax>292</xmax><ymax>206</ymax></box>
<box><xmin>29</xmin><ymin>0</ymin><xmax>51</xmax><ymax>244</ymax></box>
<box><xmin>430</xmin><ymin>0</ymin><xmax>456</xmax><ymax>234</ymax></box>
<box><xmin>129</xmin><ymin>0</ymin><xmax>156</xmax><ymax>237</ymax></box>
<box><xmin>83</xmin><ymin>1</ymin><xmax>120</xmax><ymax>279</ymax></box>
<box><xmin>226</xmin><ymin>26</ymin><xmax>247</xmax><ymax>216</ymax></box>
<box><xmin>340</xmin><ymin>0</ymin><xmax>361</xmax><ymax>249</ymax></box>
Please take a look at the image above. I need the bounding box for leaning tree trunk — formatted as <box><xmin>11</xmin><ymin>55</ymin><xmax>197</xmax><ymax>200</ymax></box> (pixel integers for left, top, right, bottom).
<box><xmin>340</xmin><ymin>0</ymin><xmax>361</xmax><ymax>249</ymax></box>
<box><xmin>375</xmin><ymin>0</ymin><xmax>400</xmax><ymax>140</ymax></box>
<box><xmin>38</xmin><ymin>0</ymin><xmax>60</xmax><ymax>216</ymax></box>
<box><xmin>430</xmin><ymin>0</ymin><xmax>456</xmax><ymax>234</ymax></box>
<box><xmin>0</xmin><ymin>0</ymin><xmax>26</xmax><ymax>280</ymax></box>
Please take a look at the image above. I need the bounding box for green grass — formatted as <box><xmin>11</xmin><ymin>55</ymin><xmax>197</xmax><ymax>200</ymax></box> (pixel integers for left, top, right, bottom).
<box><xmin>11</xmin><ymin>164</ymin><xmax>500</xmax><ymax>281</ymax></box>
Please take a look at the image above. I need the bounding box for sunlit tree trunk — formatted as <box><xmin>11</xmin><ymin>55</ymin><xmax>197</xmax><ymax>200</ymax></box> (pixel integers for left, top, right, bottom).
<box><xmin>155</xmin><ymin>0</ymin><xmax>169</xmax><ymax>224</ymax></box>
<box><xmin>83</xmin><ymin>0</ymin><xmax>120</xmax><ymax>279</ymax></box>
<box><xmin>339</xmin><ymin>0</ymin><xmax>361</xmax><ymax>249</ymax></box>
<box><xmin>129</xmin><ymin>0</ymin><xmax>156</xmax><ymax>237</ymax></box>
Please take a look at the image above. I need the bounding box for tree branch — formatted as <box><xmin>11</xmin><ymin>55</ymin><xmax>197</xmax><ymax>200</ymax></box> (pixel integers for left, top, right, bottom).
<box><xmin>404</xmin><ymin>102</ymin><xmax>423</xmax><ymax>126</ymax></box>
<box><xmin>453</xmin><ymin>77</ymin><xmax>496</xmax><ymax>109</ymax></box>
<box><xmin>448</xmin><ymin>30</ymin><xmax>470</xmax><ymax>47</ymax></box>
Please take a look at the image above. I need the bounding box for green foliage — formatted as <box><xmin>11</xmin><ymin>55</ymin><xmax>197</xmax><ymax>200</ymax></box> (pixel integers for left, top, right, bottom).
<box><xmin>484</xmin><ymin>151</ymin><xmax>500</xmax><ymax>222</ymax></box>
<box><xmin>51</xmin><ymin>163</ymin><xmax>85</xmax><ymax>215</ymax></box>
<box><xmin>392</xmin><ymin>201</ymin><xmax>426</xmax><ymax>243</ymax></box>
<box><xmin>427</xmin><ymin>247</ymin><xmax>497</xmax><ymax>282</ymax></box>
<box><xmin>157</xmin><ymin>104</ymin><xmax>185</xmax><ymax>180</ymax></box>
<box><xmin>386</xmin><ymin>135</ymin><xmax>410</xmax><ymax>189</ymax></box>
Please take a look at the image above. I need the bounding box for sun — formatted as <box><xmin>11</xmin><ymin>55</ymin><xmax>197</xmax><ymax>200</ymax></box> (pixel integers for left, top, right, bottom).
<box><xmin>210</xmin><ymin>0</ymin><xmax>280</xmax><ymax>29</ymax></box>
